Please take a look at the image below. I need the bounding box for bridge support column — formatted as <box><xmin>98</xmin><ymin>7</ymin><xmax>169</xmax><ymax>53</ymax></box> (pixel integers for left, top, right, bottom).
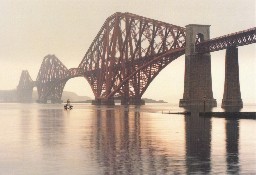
<box><xmin>179</xmin><ymin>24</ymin><xmax>217</xmax><ymax>108</ymax></box>
<box><xmin>37</xmin><ymin>96</ymin><xmax>63</xmax><ymax>103</ymax></box>
<box><xmin>221</xmin><ymin>47</ymin><xmax>243</xmax><ymax>108</ymax></box>
<box><xmin>121</xmin><ymin>82</ymin><xmax>130</xmax><ymax>105</ymax></box>
<box><xmin>121</xmin><ymin>97</ymin><xmax>129</xmax><ymax>105</ymax></box>
<box><xmin>92</xmin><ymin>98</ymin><xmax>115</xmax><ymax>105</ymax></box>
<box><xmin>128</xmin><ymin>97</ymin><xmax>145</xmax><ymax>105</ymax></box>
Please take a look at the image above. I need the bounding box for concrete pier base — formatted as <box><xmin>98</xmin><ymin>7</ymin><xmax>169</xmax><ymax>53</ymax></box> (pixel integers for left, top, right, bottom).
<box><xmin>222</xmin><ymin>99</ymin><xmax>243</xmax><ymax>108</ymax></box>
<box><xmin>120</xmin><ymin>98</ymin><xmax>129</xmax><ymax>105</ymax></box>
<box><xmin>221</xmin><ymin>47</ymin><xmax>243</xmax><ymax>108</ymax></box>
<box><xmin>180</xmin><ymin>99</ymin><xmax>217</xmax><ymax>108</ymax></box>
<box><xmin>92</xmin><ymin>98</ymin><xmax>115</xmax><ymax>105</ymax></box>
<box><xmin>128</xmin><ymin>98</ymin><xmax>145</xmax><ymax>105</ymax></box>
<box><xmin>37</xmin><ymin>98</ymin><xmax>63</xmax><ymax>104</ymax></box>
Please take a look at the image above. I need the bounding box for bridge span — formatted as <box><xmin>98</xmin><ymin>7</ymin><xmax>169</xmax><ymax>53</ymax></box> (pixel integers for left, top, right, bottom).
<box><xmin>17</xmin><ymin>12</ymin><xmax>256</xmax><ymax>108</ymax></box>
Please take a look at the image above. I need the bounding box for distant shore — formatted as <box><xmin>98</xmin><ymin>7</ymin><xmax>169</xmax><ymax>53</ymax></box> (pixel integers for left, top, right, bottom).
<box><xmin>72</xmin><ymin>98</ymin><xmax>168</xmax><ymax>104</ymax></box>
<box><xmin>0</xmin><ymin>90</ymin><xmax>168</xmax><ymax>103</ymax></box>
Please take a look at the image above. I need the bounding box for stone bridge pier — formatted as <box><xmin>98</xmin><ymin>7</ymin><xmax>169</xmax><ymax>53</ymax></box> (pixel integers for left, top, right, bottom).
<box><xmin>221</xmin><ymin>46</ymin><xmax>243</xmax><ymax>108</ymax></box>
<box><xmin>180</xmin><ymin>24</ymin><xmax>217</xmax><ymax>107</ymax></box>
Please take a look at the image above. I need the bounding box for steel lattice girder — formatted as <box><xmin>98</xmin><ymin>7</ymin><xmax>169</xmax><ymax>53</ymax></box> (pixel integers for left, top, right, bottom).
<box><xmin>107</xmin><ymin>47</ymin><xmax>185</xmax><ymax>98</ymax></box>
<box><xmin>78</xmin><ymin>12</ymin><xmax>186</xmax><ymax>99</ymax></box>
<box><xmin>196</xmin><ymin>27</ymin><xmax>256</xmax><ymax>53</ymax></box>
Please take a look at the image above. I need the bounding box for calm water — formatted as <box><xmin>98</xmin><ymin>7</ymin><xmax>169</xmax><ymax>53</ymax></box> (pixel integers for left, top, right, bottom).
<box><xmin>0</xmin><ymin>103</ymin><xmax>255</xmax><ymax>174</ymax></box>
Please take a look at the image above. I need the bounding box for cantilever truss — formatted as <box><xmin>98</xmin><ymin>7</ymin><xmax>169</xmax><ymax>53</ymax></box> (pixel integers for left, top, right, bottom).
<box><xmin>78</xmin><ymin>12</ymin><xmax>186</xmax><ymax>100</ymax></box>
<box><xmin>36</xmin><ymin>55</ymin><xmax>70</xmax><ymax>103</ymax></box>
<box><xmin>36</xmin><ymin>55</ymin><xmax>85</xmax><ymax>103</ymax></box>
<box><xmin>17</xmin><ymin>70</ymin><xmax>34</xmax><ymax>102</ymax></box>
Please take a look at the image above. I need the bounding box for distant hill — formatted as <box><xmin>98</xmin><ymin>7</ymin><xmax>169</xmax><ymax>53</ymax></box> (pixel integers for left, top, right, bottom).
<box><xmin>1</xmin><ymin>90</ymin><xmax>166</xmax><ymax>103</ymax></box>
<box><xmin>32</xmin><ymin>91</ymin><xmax>91</xmax><ymax>102</ymax></box>
<box><xmin>61</xmin><ymin>91</ymin><xmax>91</xmax><ymax>102</ymax></box>
<box><xmin>142</xmin><ymin>98</ymin><xmax>167</xmax><ymax>103</ymax></box>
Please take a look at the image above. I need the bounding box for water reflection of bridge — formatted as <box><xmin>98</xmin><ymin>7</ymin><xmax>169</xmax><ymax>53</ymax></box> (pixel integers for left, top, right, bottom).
<box><xmin>89</xmin><ymin>107</ymin><xmax>240</xmax><ymax>174</ymax></box>
<box><xmin>14</xmin><ymin>104</ymin><xmax>244</xmax><ymax>174</ymax></box>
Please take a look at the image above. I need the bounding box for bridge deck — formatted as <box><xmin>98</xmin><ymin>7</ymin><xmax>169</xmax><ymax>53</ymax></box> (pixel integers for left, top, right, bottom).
<box><xmin>196</xmin><ymin>27</ymin><xmax>256</xmax><ymax>53</ymax></box>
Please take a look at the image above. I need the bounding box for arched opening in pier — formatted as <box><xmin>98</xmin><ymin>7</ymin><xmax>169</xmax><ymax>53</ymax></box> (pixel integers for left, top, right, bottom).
<box><xmin>195</xmin><ymin>33</ymin><xmax>204</xmax><ymax>44</ymax></box>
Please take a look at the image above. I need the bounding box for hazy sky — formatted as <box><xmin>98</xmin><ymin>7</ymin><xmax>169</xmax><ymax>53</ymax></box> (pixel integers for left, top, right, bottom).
<box><xmin>0</xmin><ymin>0</ymin><xmax>255</xmax><ymax>104</ymax></box>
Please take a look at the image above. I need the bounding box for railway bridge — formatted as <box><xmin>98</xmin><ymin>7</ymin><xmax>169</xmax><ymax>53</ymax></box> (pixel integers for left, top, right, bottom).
<box><xmin>17</xmin><ymin>12</ymin><xmax>256</xmax><ymax>107</ymax></box>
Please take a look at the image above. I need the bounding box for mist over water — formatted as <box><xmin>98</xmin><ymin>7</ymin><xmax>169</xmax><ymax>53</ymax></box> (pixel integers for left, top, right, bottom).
<box><xmin>0</xmin><ymin>103</ymin><xmax>255</xmax><ymax>174</ymax></box>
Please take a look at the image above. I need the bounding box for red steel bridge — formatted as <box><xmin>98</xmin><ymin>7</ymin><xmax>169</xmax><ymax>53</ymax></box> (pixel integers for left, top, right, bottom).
<box><xmin>17</xmin><ymin>12</ymin><xmax>256</xmax><ymax>106</ymax></box>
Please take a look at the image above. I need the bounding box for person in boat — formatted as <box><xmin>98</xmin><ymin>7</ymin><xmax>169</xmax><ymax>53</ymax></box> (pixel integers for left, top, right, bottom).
<box><xmin>64</xmin><ymin>99</ymin><xmax>73</xmax><ymax>110</ymax></box>
<box><xmin>66</xmin><ymin>99</ymin><xmax>70</xmax><ymax>106</ymax></box>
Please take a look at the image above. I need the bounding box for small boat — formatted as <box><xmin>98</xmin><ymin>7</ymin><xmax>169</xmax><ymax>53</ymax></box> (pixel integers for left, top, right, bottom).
<box><xmin>64</xmin><ymin>104</ymin><xmax>73</xmax><ymax>110</ymax></box>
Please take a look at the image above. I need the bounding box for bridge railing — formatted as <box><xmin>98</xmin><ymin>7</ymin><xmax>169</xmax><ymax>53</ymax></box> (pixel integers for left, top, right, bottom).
<box><xmin>196</xmin><ymin>27</ymin><xmax>256</xmax><ymax>53</ymax></box>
